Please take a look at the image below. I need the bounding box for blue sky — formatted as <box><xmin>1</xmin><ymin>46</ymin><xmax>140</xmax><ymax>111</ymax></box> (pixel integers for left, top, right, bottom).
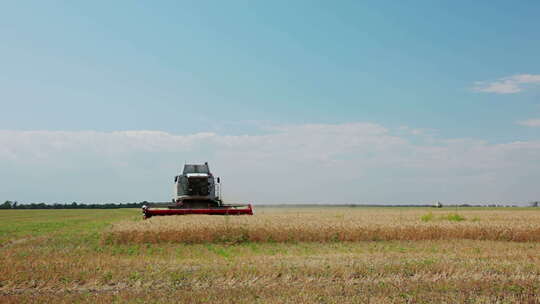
<box><xmin>1</xmin><ymin>1</ymin><xmax>539</xmax><ymax>204</ymax></box>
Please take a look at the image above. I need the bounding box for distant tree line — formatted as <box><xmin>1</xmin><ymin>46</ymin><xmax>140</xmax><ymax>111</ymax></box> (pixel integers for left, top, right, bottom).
<box><xmin>1</xmin><ymin>200</ymin><xmax>538</xmax><ymax>210</ymax></box>
<box><xmin>0</xmin><ymin>200</ymin><xmax>149</xmax><ymax>209</ymax></box>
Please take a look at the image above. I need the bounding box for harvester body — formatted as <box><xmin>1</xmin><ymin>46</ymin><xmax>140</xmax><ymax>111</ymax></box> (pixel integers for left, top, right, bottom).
<box><xmin>142</xmin><ymin>162</ymin><xmax>253</xmax><ymax>218</ymax></box>
<box><xmin>174</xmin><ymin>163</ymin><xmax>219</xmax><ymax>208</ymax></box>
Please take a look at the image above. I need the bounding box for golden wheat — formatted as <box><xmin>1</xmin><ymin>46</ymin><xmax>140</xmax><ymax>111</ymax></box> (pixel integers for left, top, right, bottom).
<box><xmin>105</xmin><ymin>208</ymin><xmax>540</xmax><ymax>244</ymax></box>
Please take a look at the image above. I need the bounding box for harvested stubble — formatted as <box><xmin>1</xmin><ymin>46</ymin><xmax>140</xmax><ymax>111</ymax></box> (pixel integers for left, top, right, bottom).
<box><xmin>105</xmin><ymin>208</ymin><xmax>540</xmax><ymax>244</ymax></box>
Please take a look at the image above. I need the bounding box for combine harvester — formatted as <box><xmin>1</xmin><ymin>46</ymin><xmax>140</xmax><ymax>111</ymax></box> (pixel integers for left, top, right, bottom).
<box><xmin>142</xmin><ymin>162</ymin><xmax>253</xmax><ymax>219</ymax></box>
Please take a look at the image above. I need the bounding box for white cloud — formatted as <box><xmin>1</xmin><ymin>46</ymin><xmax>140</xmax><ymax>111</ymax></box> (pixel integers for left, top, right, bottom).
<box><xmin>397</xmin><ymin>126</ymin><xmax>437</xmax><ymax>136</ymax></box>
<box><xmin>517</xmin><ymin>119</ymin><xmax>540</xmax><ymax>127</ymax></box>
<box><xmin>1</xmin><ymin>123</ymin><xmax>540</xmax><ymax>204</ymax></box>
<box><xmin>473</xmin><ymin>74</ymin><xmax>540</xmax><ymax>94</ymax></box>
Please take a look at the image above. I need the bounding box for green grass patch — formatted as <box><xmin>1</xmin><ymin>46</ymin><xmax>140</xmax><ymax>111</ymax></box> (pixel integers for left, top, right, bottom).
<box><xmin>421</xmin><ymin>212</ymin><xmax>467</xmax><ymax>222</ymax></box>
<box><xmin>442</xmin><ymin>213</ymin><xmax>466</xmax><ymax>222</ymax></box>
<box><xmin>420</xmin><ymin>212</ymin><xmax>434</xmax><ymax>222</ymax></box>
<box><xmin>0</xmin><ymin>209</ymin><xmax>138</xmax><ymax>245</ymax></box>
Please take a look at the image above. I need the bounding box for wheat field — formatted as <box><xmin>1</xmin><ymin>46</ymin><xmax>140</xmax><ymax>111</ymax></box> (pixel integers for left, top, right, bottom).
<box><xmin>106</xmin><ymin>207</ymin><xmax>540</xmax><ymax>244</ymax></box>
<box><xmin>3</xmin><ymin>207</ymin><xmax>540</xmax><ymax>303</ymax></box>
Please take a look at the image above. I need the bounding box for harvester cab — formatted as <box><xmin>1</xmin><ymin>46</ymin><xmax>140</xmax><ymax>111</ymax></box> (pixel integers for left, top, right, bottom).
<box><xmin>174</xmin><ymin>162</ymin><xmax>220</xmax><ymax>208</ymax></box>
<box><xmin>142</xmin><ymin>162</ymin><xmax>253</xmax><ymax>219</ymax></box>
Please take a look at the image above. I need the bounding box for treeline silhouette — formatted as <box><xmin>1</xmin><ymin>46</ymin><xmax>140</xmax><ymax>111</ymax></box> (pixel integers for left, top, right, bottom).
<box><xmin>1</xmin><ymin>200</ymin><xmax>148</xmax><ymax>209</ymax></box>
<box><xmin>1</xmin><ymin>201</ymin><xmax>537</xmax><ymax>210</ymax></box>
